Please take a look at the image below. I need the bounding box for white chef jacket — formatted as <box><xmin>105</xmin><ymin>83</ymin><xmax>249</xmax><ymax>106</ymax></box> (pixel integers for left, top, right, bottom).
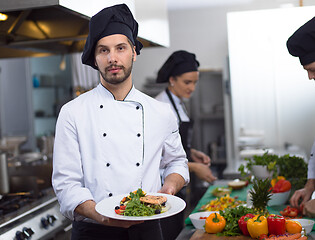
<box><xmin>155</xmin><ymin>90</ymin><xmax>190</xmax><ymax>124</ymax></box>
<box><xmin>52</xmin><ymin>84</ymin><xmax>189</xmax><ymax>221</ymax></box>
<box><xmin>308</xmin><ymin>139</ymin><xmax>315</xmax><ymax>179</ymax></box>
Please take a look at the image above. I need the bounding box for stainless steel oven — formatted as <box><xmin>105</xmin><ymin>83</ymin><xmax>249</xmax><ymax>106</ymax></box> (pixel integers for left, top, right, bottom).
<box><xmin>0</xmin><ymin>189</ymin><xmax>72</xmax><ymax>240</ymax></box>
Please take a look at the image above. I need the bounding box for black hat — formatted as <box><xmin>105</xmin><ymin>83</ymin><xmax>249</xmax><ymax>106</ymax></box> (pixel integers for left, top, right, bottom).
<box><xmin>287</xmin><ymin>17</ymin><xmax>315</xmax><ymax>66</ymax></box>
<box><xmin>156</xmin><ymin>50</ymin><xmax>200</xmax><ymax>83</ymax></box>
<box><xmin>82</xmin><ymin>4</ymin><xmax>143</xmax><ymax>69</ymax></box>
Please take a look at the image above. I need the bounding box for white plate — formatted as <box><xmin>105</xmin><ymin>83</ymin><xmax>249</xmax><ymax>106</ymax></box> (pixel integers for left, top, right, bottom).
<box><xmin>95</xmin><ymin>192</ymin><xmax>186</xmax><ymax>221</ymax></box>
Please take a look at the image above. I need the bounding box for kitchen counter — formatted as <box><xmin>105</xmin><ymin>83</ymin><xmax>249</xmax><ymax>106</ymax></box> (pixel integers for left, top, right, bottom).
<box><xmin>176</xmin><ymin>180</ymin><xmax>315</xmax><ymax>240</ymax></box>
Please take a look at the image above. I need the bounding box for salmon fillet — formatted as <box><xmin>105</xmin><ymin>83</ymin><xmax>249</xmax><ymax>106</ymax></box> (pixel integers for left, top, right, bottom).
<box><xmin>140</xmin><ymin>195</ymin><xmax>167</xmax><ymax>205</ymax></box>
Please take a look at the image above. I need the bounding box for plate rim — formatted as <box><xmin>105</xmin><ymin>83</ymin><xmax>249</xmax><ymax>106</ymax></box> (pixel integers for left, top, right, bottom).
<box><xmin>95</xmin><ymin>192</ymin><xmax>186</xmax><ymax>221</ymax></box>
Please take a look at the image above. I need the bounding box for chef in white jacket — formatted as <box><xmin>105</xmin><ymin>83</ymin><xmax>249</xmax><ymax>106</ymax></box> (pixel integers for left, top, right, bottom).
<box><xmin>52</xmin><ymin>4</ymin><xmax>189</xmax><ymax>240</ymax></box>
<box><xmin>287</xmin><ymin>16</ymin><xmax>315</xmax><ymax>216</ymax></box>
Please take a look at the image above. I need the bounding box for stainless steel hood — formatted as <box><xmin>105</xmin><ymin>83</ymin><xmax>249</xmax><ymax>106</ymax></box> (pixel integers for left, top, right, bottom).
<box><xmin>0</xmin><ymin>0</ymin><xmax>169</xmax><ymax>58</ymax></box>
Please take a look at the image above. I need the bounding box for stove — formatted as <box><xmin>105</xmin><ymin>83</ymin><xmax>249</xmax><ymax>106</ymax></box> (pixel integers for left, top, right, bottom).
<box><xmin>0</xmin><ymin>188</ymin><xmax>71</xmax><ymax>240</ymax></box>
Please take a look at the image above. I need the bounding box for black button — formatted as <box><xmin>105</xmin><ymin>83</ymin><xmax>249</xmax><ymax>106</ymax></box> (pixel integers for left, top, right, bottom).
<box><xmin>106</xmin><ymin>163</ymin><xmax>110</xmax><ymax>167</ymax></box>
<box><xmin>136</xmin><ymin>106</ymin><xmax>140</xmax><ymax>110</ymax></box>
<box><xmin>103</xmin><ymin>133</ymin><xmax>107</xmax><ymax>137</ymax></box>
<box><xmin>109</xmin><ymin>193</ymin><xmax>112</xmax><ymax>197</ymax></box>
<box><xmin>136</xmin><ymin>162</ymin><xmax>140</xmax><ymax>167</ymax></box>
<box><xmin>137</xmin><ymin>133</ymin><xmax>141</xmax><ymax>137</ymax></box>
<box><xmin>100</xmin><ymin>105</ymin><xmax>103</xmax><ymax>108</ymax></box>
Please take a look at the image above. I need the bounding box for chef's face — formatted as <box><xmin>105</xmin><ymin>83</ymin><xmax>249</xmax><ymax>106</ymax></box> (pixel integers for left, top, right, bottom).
<box><xmin>303</xmin><ymin>61</ymin><xmax>315</xmax><ymax>80</ymax></box>
<box><xmin>169</xmin><ymin>71</ymin><xmax>199</xmax><ymax>99</ymax></box>
<box><xmin>94</xmin><ymin>34</ymin><xmax>136</xmax><ymax>85</ymax></box>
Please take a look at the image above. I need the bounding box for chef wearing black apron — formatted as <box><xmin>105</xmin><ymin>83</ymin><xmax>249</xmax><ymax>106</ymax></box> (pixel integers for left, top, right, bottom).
<box><xmin>287</xmin><ymin>16</ymin><xmax>315</xmax><ymax>212</ymax></box>
<box><xmin>155</xmin><ymin>51</ymin><xmax>216</xmax><ymax>240</ymax></box>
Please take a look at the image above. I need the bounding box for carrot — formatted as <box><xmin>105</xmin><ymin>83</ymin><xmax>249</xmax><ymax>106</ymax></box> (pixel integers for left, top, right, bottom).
<box><xmin>265</xmin><ymin>233</ymin><xmax>302</xmax><ymax>240</ymax></box>
<box><xmin>296</xmin><ymin>236</ymin><xmax>307</xmax><ymax>240</ymax></box>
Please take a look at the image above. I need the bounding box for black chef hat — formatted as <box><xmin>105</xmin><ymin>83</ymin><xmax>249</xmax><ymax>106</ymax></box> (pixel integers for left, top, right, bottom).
<box><xmin>82</xmin><ymin>4</ymin><xmax>143</xmax><ymax>69</ymax></box>
<box><xmin>287</xmin><ymin>17</ymin><xmax>315</xmax><ymax>66</ymax></box>
<box><xmin>156</xmin><ymin>50</ymin><xmax>200</xmax><ymax>83</ymax></box>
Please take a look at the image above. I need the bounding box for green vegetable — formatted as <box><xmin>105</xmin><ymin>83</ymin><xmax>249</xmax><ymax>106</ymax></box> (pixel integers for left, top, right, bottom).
<box><xmin>238</xmin><ymin>153</ymin><xmax>307</xmax><ymax>191</ymax></box>
<box><xmin>217</xmin><ymin>206</ymin><xmax>255</xmax><ymax>236</ymax></box>
<box><xmin>124</xmin><ymin>197</ymin><xmax>155</xmax><ymax>216</ymax></box>
<box><xmin>123</xmin><ymin>188</ymin><xmax>156</xmax><ymax>216</ymax></box>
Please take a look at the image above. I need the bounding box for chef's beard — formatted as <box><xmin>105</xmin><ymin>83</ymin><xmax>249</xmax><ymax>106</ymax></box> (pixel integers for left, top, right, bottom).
<box><xmin>99</xmin><ymin>56</ymin><xmax>133</xmax><ymax>85</ymax></box>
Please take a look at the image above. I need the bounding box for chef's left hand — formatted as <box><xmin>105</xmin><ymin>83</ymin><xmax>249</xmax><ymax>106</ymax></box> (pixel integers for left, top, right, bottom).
<box><xmin>158</xmin><ymin>173</ymin><xmax>185</xmax><ymax>195</ymax></box>
<box><xmin>190</xmin><ymin>148</ymin><xmax>211</xmax><ymax>165</ymax></box>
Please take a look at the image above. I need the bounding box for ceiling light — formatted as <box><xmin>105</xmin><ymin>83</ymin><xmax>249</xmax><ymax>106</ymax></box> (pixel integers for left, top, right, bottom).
<box><xmin>0</xmin><ymin>13</ymin><xmax>8</xmax><ymax>21</ymax></box>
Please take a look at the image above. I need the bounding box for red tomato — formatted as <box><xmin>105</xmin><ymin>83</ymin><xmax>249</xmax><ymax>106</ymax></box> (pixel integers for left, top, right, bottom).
<box><xmin>115</xmin><ymin>209</ymin><xmax>124</xmax><ymax>215</ymax></box>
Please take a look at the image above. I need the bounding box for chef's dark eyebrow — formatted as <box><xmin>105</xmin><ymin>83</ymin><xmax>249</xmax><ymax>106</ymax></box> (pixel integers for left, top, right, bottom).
<box><xmin>96</xmin><ymin>42</ymin><xmax>128</xmax><ymax>49</ymax></box>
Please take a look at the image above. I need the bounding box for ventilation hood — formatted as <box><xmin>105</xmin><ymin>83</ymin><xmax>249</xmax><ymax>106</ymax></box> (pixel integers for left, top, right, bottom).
<box><xmin>0</xmin><ymin>0</ymin><xmax>170</xmax><ymax>59</ymax></box>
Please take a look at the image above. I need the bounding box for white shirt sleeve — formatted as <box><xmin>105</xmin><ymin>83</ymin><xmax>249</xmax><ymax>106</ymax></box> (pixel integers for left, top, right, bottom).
<box><xmin>52</xmin><ymin>105</ymin><xmax>94</xmax><ymax>221</ymax></box>
<box><xmin>159</xmin><ymin>107</ymin><xmax>189</xmax><ymax>185</ymax></box>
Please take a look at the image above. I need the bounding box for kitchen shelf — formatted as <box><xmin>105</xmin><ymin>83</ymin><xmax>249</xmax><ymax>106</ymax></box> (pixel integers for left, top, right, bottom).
<box><xmin>190</xmin><ymin>70</ymin><xmax>227</xmax><ymax>170</ymax></box>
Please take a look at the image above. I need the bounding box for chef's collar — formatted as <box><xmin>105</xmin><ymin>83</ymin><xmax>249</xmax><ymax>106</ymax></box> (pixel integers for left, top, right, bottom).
<box><xmin>82</xmin><ymin>4</ymin><xmax>143</xmax><ymax>70</ymax></box>
<box><xmin>97</xmin><ymin>83</ymin><xmax>136</xmax><ymax>101</ymax></box>
<box><xmin>156</xmin><ymin>50</ymin><xmax>199</xmax><ymax>83</ymax></box>
<box><xmin>287</xmin><ymin>17</ymin><xmax>315</xmax><ymax>66</ymax></box>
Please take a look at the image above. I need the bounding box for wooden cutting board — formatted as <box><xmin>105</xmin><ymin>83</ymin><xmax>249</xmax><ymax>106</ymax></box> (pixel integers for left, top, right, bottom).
<box><xmin>190</xmin><ymin>230</ymin><xmax>253</xmax><ymax>240</ymax></box>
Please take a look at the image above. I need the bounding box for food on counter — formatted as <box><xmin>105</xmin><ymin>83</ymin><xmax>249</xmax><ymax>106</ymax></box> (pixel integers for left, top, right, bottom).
<box><xmin>238</xmin><ymin>213</ymin><xmax>255</xmax><ymax>236</ymax></box>
<box><xmin>247</xmin><ymin>215</ymin><xmax>269</xmax><ymax>239</ymax></box>
<box><xmin>205</xmin><ymin>212</ymin><xmax>226</xmax><ymax>234</ymax></box>
<box><xmin>267</xmin><ymin>214</ymin><xmax>286</xmax><ymax>235</ymax></box>
<box><xmin>249</xmin><ymin>178</ymin><xmax>272</xmax><ymax>214</ymax></box>
<box><xmin>239</xmin><ymin>153</ymin><xmax>307</xmax><ymax>192</ymax></box>
<box><xmin>271</xmin><ymin>179</ymin><xmax>291</xmax><ymax>193</ymax></box>
<box><xmin>262</xmin><ymin>233</ymin><xmax>302</xmax><ymax>240</ymax></box>
<box><xmin>280</xmin><ymin>206</ymin><xmax>300</xmax><ymax>218</ymax></box>
<box><xmin>200</xmin><ymin>194</ymin><xmax>245</xmax><ymax>211</ymax></box>
<box><xmin>218</xmin><ymin>205</ymin><xmax>255</xmax><ymax>236</ymax></box>
<box><xmin>290</xmin><ymin>219</ymin><xmax>315</xmax><ymax>235</ymax></box>
<box><xmin>114</xmin><ymin>188</ymin><xmax>168</xmax><ymax>216</ymax></box>
<box><xmin>228</xmin><ymin>180</ymin><xmax>248</xmax><ymax>190</ymax></box>
<box><xmin>211</xmin><ymin>186</ymin><xmax>232</xmax><ymax>197</ymax></box>
<box><xmin>271</xmin><ymin>176</ymin><xmax>286</xmax><ymax>187</ymax></box>
<box><xmin>285</xmin><ymin>220</ymin><xmax>302</xmax><ymax>234</ymax></box>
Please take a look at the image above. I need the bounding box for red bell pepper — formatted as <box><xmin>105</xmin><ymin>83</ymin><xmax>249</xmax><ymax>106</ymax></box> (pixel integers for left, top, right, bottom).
<box><xmin>272</xmin><ymin>179</ymin><xmax>291</xmax><ymax>193</ymax></box>
<box><xmin>267</xmin><ymin>214</ymin><xmax>286</xmax><ymax>235</ymax></box>
<box><xmin>238</xmin><ymin>213</ymin><xmax>255</xmax><ymax>236</ymax></box>
<box><xmin>280</xmin><ymin>206</ymin><xmax>299</xmax><ymax>218</ymax></box>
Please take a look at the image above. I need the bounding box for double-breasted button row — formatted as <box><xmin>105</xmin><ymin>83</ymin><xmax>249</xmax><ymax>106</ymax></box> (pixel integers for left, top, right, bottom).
<box><xmin>100</xmin><ymin>105</ymin><xmax>141</xmax><ymax>110</ymax></box>
<box><xmin>105</xmin><ymin>162</ymin><xmax>140</xmax><ymax>167</ymax></box>
<box><xmin>102</xmin><ymin>132</ymin><xmax>141</xmax><ymax>137</ymax></box>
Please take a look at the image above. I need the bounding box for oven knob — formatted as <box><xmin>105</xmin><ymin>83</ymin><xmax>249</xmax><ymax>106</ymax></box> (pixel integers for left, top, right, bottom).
<box><xmin>23</xmin><ymin>227</ymin><xmax>34</xmax><ymax>238</ymax></box>
<box><xmin>41</xmin><ymin>217</ymin><xmax>49</xmax><ymax>229</ymax></box>
<box><xmin>15</xmin><ymin>230</ymin><xmax>27</xmax><ymax>240</ymax></box>
<box><xmin>47</xmin><ymin>214</ymin><xmax>57</xmax><ymax>226</ymax></box>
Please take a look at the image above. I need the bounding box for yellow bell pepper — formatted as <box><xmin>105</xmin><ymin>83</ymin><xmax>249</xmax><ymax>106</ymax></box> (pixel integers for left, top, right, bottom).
<box><xmin>271</xmin><ymin>176</ymin><xmax>285</xmax><ymax>187</ymax></box>
<box><xmin>247</xmin><ymin>215</ymin><xmax>268</xmax><ymax>239</ymax></box>
<box><xmin>205</xmin><ymin>212</ymin><xmax>226</xmax><ymax>234</ymax></box>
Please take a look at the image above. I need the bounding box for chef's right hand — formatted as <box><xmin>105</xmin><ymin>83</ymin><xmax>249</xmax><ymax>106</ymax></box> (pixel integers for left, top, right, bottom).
<box><xmin>189</xmin><ymin>162</ymin><xmax>217</xmax><ymax>183</ymax></box>
<box><xmin>100</xmin><ymin>216</ymin><xmax>143</xmax><ymax>228</ymax></box>
<box><xmin>289</xmin><ymin>187</ymin><xmax>312</xmax><ymax>209</ymax></box>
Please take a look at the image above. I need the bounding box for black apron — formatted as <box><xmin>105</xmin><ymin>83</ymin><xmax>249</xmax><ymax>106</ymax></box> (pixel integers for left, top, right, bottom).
<box><xmin>71</xmin><ymin>220</ymin><xmax>164</xmax><ymax>240</ymax></box>
<box><xmin>160</xmin><ymin>89</ymin><xmax>194</xmax><ymax>240</ymax></box>
<box><xmin>165</xmin><ymin>89</ymin><xmax>194</xmax><ymax>159</ymax></box>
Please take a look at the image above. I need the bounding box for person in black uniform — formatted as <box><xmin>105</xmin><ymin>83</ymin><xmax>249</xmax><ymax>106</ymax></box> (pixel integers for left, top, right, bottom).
<box><xmin>155</xmin><ymin>50</ymin><xmax>217</xmax><ymax>240</ymax></box>
<box><xmin>286</xmin><ymin>16</ymin><xmax>315</xmax><ymax>217</ymax></box>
